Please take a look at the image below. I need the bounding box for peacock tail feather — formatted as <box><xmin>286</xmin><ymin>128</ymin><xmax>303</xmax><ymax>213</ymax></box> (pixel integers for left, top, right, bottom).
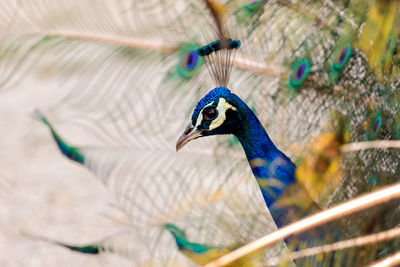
<box><xmin>0</xmin><ymin>0</ymin><xmax>399</xmax><ymax>266</ymax></box>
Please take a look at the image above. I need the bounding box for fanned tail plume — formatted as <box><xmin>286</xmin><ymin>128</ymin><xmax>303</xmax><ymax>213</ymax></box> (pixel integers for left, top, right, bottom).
<box><xmin>0</xmin><ymin>0</ymin><xmax>399</xmax><ymax>266</ymax></box>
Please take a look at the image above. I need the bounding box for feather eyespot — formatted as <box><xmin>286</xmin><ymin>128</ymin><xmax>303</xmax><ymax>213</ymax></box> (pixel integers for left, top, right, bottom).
<box><xmin>289</xmin><ymin>59</ymin><xmax>310</xmax><ymax>90</ymax></box>
<box><xmin>373</xmin><ymin>118</ymin><xmax>381</xmax><ymax>133</ymax></box>
<box><xmin>338</xmin><ymin>46</ymin><xmax>350</xmax><ymax>64</ymax></box>
<box><xmin>333</xmin><ymin>44</ymin><xmax>351</xmax><ymax>70</ymax></box>
<box><xmin>185</xmin><ymin>51</ymin><xmax>199</xmax><ymax>71</ymax></box>
<box><xmin>202</xmin><ymin>107</ymin><xmax>218</xmax><ymax>121</ymax></box>
<box><xmin>366</xmin><ymin>111</ymin><xmax>383</xmax><ymax>140</ymax></box>
<box><xmin>177</xmin><ymin>45</ymin><xmax>203</xmax><ymax>78</ymax></box>
<box><xmin>295</xmin><ymin>63</ymin><xmax>306</xmax><ymax>80</ymax></box>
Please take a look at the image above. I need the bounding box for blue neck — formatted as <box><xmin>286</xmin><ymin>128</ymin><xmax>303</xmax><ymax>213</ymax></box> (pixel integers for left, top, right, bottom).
<box><xmin>230</xmin><ymin>94</ymin><xmax>297</xmax><ymax>226</ymax></box>
<box><xmin>228</xmin><ymin>96</ymin><xmax>339</xmax><ymax>261</ymax></box>
<box><xmin>232</xmin><ymin>96</ymin><xmax>278</xmax><ymax>162</ymax></box>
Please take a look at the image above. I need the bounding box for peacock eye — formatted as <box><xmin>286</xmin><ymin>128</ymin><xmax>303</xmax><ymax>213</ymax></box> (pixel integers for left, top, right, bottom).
<box><xmin>202</xmin><ymin>107</ymin><xmax>218</xmax><ymax>121</ymax></box>
<box><xmin>185</xmin><ymin>51</ymin><xmax>199</xmax><ymax>71</ymax></box>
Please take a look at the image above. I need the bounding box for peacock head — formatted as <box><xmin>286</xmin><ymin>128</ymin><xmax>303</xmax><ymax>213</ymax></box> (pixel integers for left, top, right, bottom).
<box><xmin>176</xmin><ymin>87</ymin><xmax>240</xmax><ymax>151</ymax></box>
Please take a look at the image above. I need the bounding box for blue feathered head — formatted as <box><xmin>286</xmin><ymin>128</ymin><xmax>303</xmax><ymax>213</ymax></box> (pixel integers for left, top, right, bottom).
<box><xmin>176</xmin><ymin>87</ymin><xmax>241</xmax><ymax>150</ymax></box>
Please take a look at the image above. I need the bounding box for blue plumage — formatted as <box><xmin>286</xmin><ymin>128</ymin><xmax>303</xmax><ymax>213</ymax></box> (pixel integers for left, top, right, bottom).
<box><xmin>178</xmin><ymin>84</ymin><xmax>345</xmax><ymax>266</ymax></box>
<box><xmin>176</xmin><ymin>37</ymin><xmax>347</xmax><ymax>266</ymax></box>
<box><xmin>181</xmin><ymin>86</ymin><xmax>298</xmax><ymax>228</ymax></box>
<box><xmin>191</xmin><ymin>87</ymin><xmax>231</xmax><ymax>125</ymax></box>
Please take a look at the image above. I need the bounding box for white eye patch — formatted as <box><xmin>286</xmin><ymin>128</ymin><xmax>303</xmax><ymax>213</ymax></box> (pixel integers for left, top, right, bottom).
<box><xmin>194</xmin><ymin>98</ymin><xmax>236</xmax><ymax>130</ymax></box>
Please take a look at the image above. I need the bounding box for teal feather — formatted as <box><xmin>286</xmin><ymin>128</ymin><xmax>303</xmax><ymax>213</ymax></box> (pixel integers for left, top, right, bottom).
<box><xmin>366</xmin><ymin>110</ymin><xmax>383</xmax><ymax>141</ymax></box>
<box><xmin>234</xmin><ymin>1</ymin><xmax>264</xmax><ymax>24</ymax></box>
<box><xmin>34</xmin><ymin>109</ymin><xmax>85</xmax><ymax>164</ymax></box>
<box><xmin>329</xmin><ymin>42</ymin><xmax>352</xmax><ymax>82</ymax></box>
<box><xmin>288</xmin><ymin>59</ymin><xmax>310</xmax><ymax>94</ymax></box>
<box><xmin>176</xmin><ymin>44</ymin><xmax>204</xmax><ymax>79</ymax></box>
<box><xmin>164</xmin><ymin>223</ymin><xmax>216</xmax><ymax>254</ymax></box>
<box><xmin>163</xmin><ymin>223</ymin><xmax>264</xmax><ymax>266</ymax></box>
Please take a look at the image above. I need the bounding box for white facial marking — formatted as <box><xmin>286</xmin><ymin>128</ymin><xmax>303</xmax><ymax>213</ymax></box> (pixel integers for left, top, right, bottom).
<box><xmin>194</xmin><ymin>98</ymin><xmax>236</xmax><ymax>130</ymax></box>
<box><xmin>209</xmin><ymin>98</ymin><xmax>235</xmax><ymax>130</ymax></box>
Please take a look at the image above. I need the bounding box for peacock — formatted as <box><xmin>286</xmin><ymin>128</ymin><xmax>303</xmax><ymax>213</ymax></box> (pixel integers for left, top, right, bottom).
<box><xmin>0</xmin><ymin>0</ymin><xmax>400</xmax><ymax>266</ymax></box>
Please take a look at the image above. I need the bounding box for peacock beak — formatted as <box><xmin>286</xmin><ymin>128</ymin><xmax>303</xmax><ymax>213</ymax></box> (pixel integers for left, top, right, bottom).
<box><xmin>176</xmin><ymin>123</ymin><xmax>203</xmax><ymax>151</ymax></box>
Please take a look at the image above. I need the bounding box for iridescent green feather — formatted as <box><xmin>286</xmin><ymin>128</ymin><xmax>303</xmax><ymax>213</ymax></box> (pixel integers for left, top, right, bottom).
<box><xmin>164</xmin><ymin>223</ymin><xmax>263</xmax><ymax>266</ymax></box>
<box><xmin>34</xmin><ymin>109</ymin><xmax>85</xmax><ymax>164</ymax></box>
<box><xmin>365</xmin><ymin>109</ymin><xmax>383</xmax><ymax>141</ymax></box>
<box><xmin>176</xmin><ymin>44</ymin><xmax>203</xmax><ymax>79</ymax></box>
<box><xmin>288</xmin><ymin>59</ymin><xmax>310</xmax><ymax>95</ymax></box>
<box><xmin>234</xmin><ymin>0</ymin><xmax>265</xmax><ymax>24</ymax></box>
<box><xmin>328</xmin><ymin>42</ymin><xmax>352</xmax><ymax>82</ymax></box>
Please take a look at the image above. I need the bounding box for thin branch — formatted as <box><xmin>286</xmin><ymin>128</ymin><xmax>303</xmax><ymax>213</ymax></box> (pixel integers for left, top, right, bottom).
<box><xmin>204</xmin><ymin>182</ymin><xmax>400</xmax><ymax>267</ymax></box>
<box><xmin>341</xmin><ymin>140</ymin><xmax>400</xmax><ymax>152</ymax></box>
<box><xmin>367</xmin><ymin>250</ymin><xmax>400</xmax><ymax>267</ymax></box>
<box><xmin>265</xmin><ymin>227</ymin><xmax>400</xmax><ymax>266</ymax></box>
